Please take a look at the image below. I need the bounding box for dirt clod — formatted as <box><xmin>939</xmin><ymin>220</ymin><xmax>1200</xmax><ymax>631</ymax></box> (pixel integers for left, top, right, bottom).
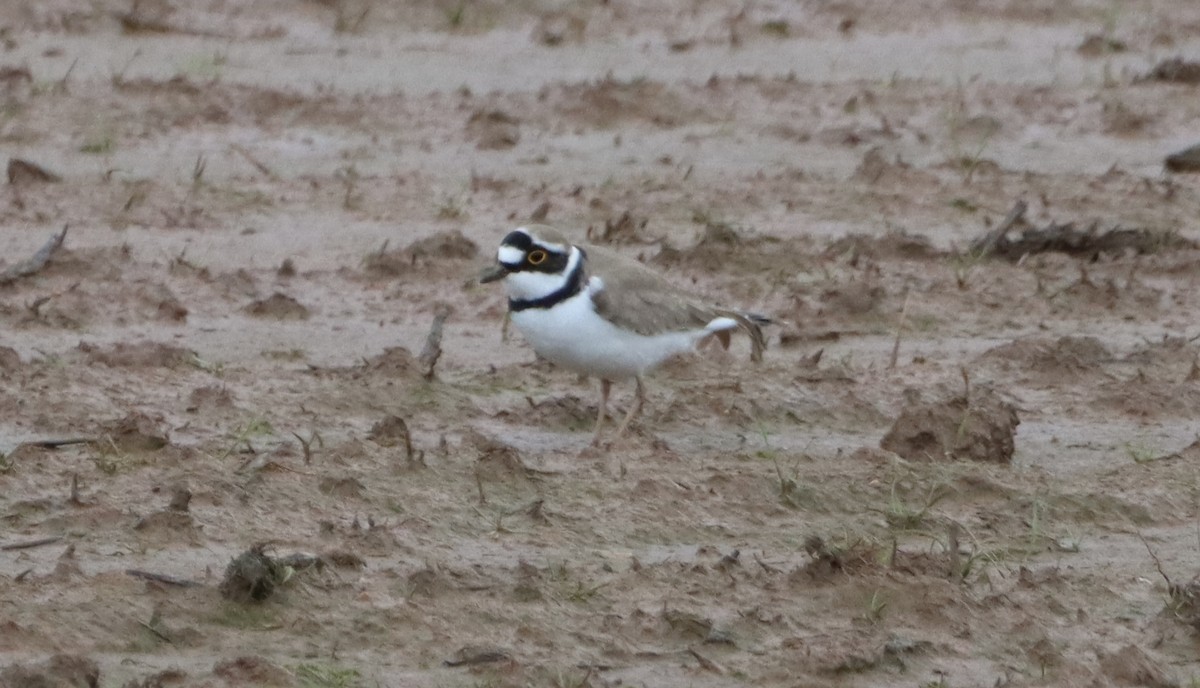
<box><xmin>1144</xmin><ymin>57</ymin><xmax>1200</xmax><ymax>84</ymax></box>
<box><xmin>0</xmin><ymin>346</ymin><xmax>20</xmax><ymax>372</ymax></box>
<box><xmin>219</xmin><ymin>545</ymin><xmax>286</xmax><ymax>603</ymax></box>
<box><xmin>211</xmin><ymin>656</ymin><xmax>293</xmax><ymax>686</ymax></box>
<box><xmin>1165</xmin><ymin>143</ymin><xmax>1200</xmax><ymax>173</ymax></box>
<box><xmin>0</xmin><ymin>653</ymin><xmax>99</xmax><ymax>688</ymax></box>
<box><xmin>243</xmin><ymin>293</ymin><xmax>310</xmax><ymax>320</ymax></box>
<box><xmin>1098</xmin><ymin>645</ymin><xmax>1175</xmax><ymax>687</ymax></box>
<box><xmin>7</xmin><ymin>158</ymin><xmax>61</xmax><ymax>185</ymax></box>
<box><xmin>318</xmin><ymin>476</ymin><xmax>365</xmax><ymax>498</ymax></box>
<box><xmin>466</xmin><ymin>109</ymin><xmax>520</xmax><ymax>150</ymax></box>
<box><xmin>368</xmin><ymin>415</ymin><xmax>414</xmax><ymax>463</ymax></box>
<box><xmin>363</xmin><ymin>230</ymin><xmax>479</xmax><ymax>277</ymax></box>
<box><xmin>102</xmin><ymin>412</ymin><xmax>170</xmax><ymax>452</ymax></box>
<box><xmin>187</xmin><ymin>385</ymin><xmax>234</xmax><ymax>412</ymax></box>
<box><xmin>406</xmin><ymin>230</ymin><xmax>479</xmax><ymax>261</ymax></box>
<box><xmin>443</xmin><ymin>645</ymin><xmax>513</xmax><ymax>667</ymax></box>
<box><xmin>880</xmin><ymin>389</ymin><xmax>1019</xmax><ymax>463</ymax></box>
<box><xmin>591</xmin><ymin>210</ymin><xmax>649</xmax><ymax>244</ymax></box>
<box><xmin>80</xmin><ymin>341</ymin><xmax>194</xmax><ymax>368</ymax></box>
<box><xmin>978</xmin><ymin>336</ymin><xmax>1111</xmax><ymax>381</ymax></box>
<box><xmin>801</xmin><ymin>535</ymin><xmax>880</xmax><ymax>580</ymax></box>
<box><xmin>121</xmin><ymin>667</ymin><xmax>187</xmax><ymax>688</ymax></box>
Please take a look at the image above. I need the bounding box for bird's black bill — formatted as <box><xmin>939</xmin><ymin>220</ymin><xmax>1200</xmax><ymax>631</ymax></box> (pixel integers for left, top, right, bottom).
<box><xmin>480</xmin><ymin>263</ymin><xmax>509</xmax><ymax>283</ymax></box>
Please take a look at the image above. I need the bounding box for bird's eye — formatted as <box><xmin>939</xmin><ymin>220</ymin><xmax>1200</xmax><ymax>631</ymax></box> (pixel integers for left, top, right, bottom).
<box><xmin>527</xmin><ymin>250</ymin><xmax>548</xmax><ymax>265</ymax></box>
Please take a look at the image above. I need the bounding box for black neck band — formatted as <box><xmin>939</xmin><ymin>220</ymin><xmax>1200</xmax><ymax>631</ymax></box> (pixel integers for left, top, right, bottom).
<box><xmin>509</xmin><ymin>258</ymin><xmax>585</xmax><ymax>312</ymax></box>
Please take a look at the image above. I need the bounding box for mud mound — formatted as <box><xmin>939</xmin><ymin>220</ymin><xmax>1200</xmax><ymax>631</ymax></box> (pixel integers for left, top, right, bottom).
<box><xmin>823</xmin><ymin>231</ymin><xmax>943</xmax><ymax>260</ymax></box>
<box><xmin>817</xmin><ymin>277</ymin><xmax>886</xmax><ymax>316</ymax></box>
<box><xmin>466</xmin><ymin>109</ymin><xmax>520</xmax><ymax>150</ymax></box>
<box><xmin>1097</xmin><ymin>379</ymin><xmax>1200</xmax><ymax>419</ymax></box>
<box><xmin>977</xmin><ymin>336</ymin><xmax>1111</xmax><ymax>381</ymax></box>
<box><xmin>364</xmin><ymin>230</ymin><xmax>479</xmax><ymax>276</ymax></box>
<box><xmin>800</xmin><ymin>535</ymin><xmax>882</xmax><ymax>581</ymax></box>
<box><xmin>852</xmin><ymin>146</ymin><xmax>942</xmax><ymax>187</ymax></box>
<box><xmin>0</xmin><ymin>653</ymin><xmax>99</xmax><ymax>688</ymax></box>
<box><xmin>141</xmin><ymin>283</ymin><xmax>188</xmax><ymax>322</ymax></box>
<box><xmin>114</xmin><ymin>78</ymin><xmax>344</xmax><ymax>130</ymax></box>
<box><xmin>80</xmin><ymin>341</ymin><xmax>195</xmax><ymax>368</ymax></box>
<box><xmin>363</xmin><ymin>346</ymin><xmax>418</xmax><ymax>377</ymax></box>
<box><xmin>467</xmin><ymin>431</ymin><xmax>543</xmax><ymax>489</ymax></box>
<box><xmin>406</xmin><ymin>230</ymin><xmax>479</xmax><ymax>261</ymax></box>
<box><xmin>7</xmin><ymin>158</ymin><xmax>60</xmax><ymax>185</ymax></box>
<box><xmin>1049</xmin><ymin>271</ymin><xmax>1164</xmax><ymax>313</ymax></box>
<box><xmin>243</xmin><ymin>293</ymin><xmax>310</xmax><ymax>320</ymax></box>
<box><xmin>1123</xmin><ymin>336</ymin><xmax>1199</xmax><ymax>368</ymax></box>
<box><xmin>219</xmin><ymin>545</ymin><xmax>286</xmax><ymax>603</ymax></box>
<box><xmin>1166</xmin><ymin>143</ymin><xmax>1200</xmax><ymax>173</ymax></box>
<box><xmin>0</xmin><ymin>346</ymin><xmax>20</xmax><ymax>372</ymax></box>
<box><xmin>212</xmin><ymin>656</ymin><xmax>294</xmax><ymax>686</ymax></box>
<box><xmin>494</xmin><ymin>394</ymin><xmax>594</xmax><ymax>430</ymax></box>
<box><xmin>368</xmin><ymin>415</ymin><xmax>414</xmax><ymax>449</ymax></box>
<box><xmin>1098</xmin><ymin>645</ymin><xmax>1175</xmax><ymax>687</ymax></box>
<box><xmin>187</xmin><ymin>384</ymin><xmax>235</xmax><ymax>412</ymax></box>
<box><xmin>101</xmin><ymin>412</ymin><xmax>170</xmax><ymax>452</ymax></box>
<box><xmin>38</xmin><ymin>246</ymin><xmax>130</xmax><ymax>282</ymax></box>
<box><xmin>654</xmin><ymin>220</ymin><xmax>814</xmax><ymax>274</ymax></box>
<box><xmin>881</xmin><ymin>389</ymin><xmax>1019</xmax><ymax>463</ymax></box>
<box><xmin>986</xmin><ymin>224</ymin><xmax>1193</xmax><ymax>261</ymax></box>
<box><xmin>553</xmin><ymin>77</ymin><xmax>713</xmax><ymax>128</ymax></box>
<box><xmin>587</xmin><ymin>209</ymin><xmax>651</xmax><ymax>245</ymax></box>
<box><xmin>1143</xmin><ymin>57</ymin><xmax>1200</xmax><ymax>84</ymax></box>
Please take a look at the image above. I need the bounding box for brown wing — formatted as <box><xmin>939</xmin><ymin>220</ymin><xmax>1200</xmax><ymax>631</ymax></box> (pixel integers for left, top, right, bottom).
<box><xmin>586</xmin><ymin>247</ymin><xmax>767</xmax><ymax>361</ymax></box>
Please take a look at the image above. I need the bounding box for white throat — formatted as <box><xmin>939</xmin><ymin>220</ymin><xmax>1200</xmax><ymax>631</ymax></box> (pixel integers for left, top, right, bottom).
<box><xmin>503</xmin><ymin>246</ymin><xmax>582</xmax><ymax>302</ymax></box>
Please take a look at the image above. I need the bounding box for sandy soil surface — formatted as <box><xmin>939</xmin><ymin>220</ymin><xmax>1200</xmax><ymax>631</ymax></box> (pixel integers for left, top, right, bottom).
<box><xmin>3</xmin><ymin>1</ymin><xmax>1200</xmax><ymax>686</ymax></box>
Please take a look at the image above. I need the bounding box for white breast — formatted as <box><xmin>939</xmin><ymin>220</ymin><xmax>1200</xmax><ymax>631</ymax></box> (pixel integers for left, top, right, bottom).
<box><xmin>509</xmin><ymin>282</ymin><xmax>708</xmax><ymax>381</ymax></box>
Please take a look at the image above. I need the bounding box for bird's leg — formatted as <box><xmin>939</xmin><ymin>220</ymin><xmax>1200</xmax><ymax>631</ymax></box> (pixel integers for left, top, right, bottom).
<box><xmin>591</xmin><ymin>378</ymin><xmax>612</xmax><ymax>446</ymax></box>
<box><xmin>612</xmin><ymin>375</ymin><xmax>645</xmax><ymax>440</ymax></box>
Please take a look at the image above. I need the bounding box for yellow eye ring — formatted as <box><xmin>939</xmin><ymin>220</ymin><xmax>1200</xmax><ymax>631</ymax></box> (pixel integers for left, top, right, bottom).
<box><xmin>527</xmin><ymin>250</ymin><xmax>548</xmax><ymax>265</ymax></box>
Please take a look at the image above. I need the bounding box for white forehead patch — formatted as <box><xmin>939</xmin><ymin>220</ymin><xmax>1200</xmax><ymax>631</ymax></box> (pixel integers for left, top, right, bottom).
<box><xmin>497</xmin><ymin>245</ymin><xmax>525</xmax><ymax>266</ymax></box>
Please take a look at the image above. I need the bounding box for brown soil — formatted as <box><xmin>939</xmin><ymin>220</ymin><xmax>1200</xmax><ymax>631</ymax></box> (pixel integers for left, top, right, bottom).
<box><xmin>3</xmin><ymin>1</ymin><xmax>1200</xmax><ymax>686</ymax></box>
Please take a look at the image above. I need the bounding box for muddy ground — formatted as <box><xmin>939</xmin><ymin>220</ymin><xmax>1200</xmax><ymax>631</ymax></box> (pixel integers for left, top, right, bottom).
<box><xmin>2</xmin><ymin>1</ymin><xmax>1200</xmax><ymax>686</ymax></box>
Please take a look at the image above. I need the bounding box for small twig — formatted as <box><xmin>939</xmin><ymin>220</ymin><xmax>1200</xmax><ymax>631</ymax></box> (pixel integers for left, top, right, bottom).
<box><xmin>14</xmin><ymin>568</ymin><xmax>34</xmax><ymax>582</ymax></box>
<box><xmin>138</xmin><ymin>620</ymin><xmax>174</xmax><ymax>645</ymax></box>
<box><xmin>1</xmin><ymin>536</ymin><xmax>63</xmax><ymax>551</ymax></box>
<box><xmin>525</xmin><ymin>498</ymin><xmax>547</xmax><ymax>522</ymax></box>
<box><xmin>475</xmin><ymin>468</ymin><xmax>487</xmax><ymax>505</ymax></box>
<box><xmin>291</xmin><ymin>430</ymin><xmax>322</xmax><ymax>464</ymax></box>
<box><xmin>687</xmin><ymin>648</ymin><xmax>724</xmax><ymax>674</ymax></box>
<box><xmin>125</xmin><ymin>569</ymin><xmax>202</xmax><ymax>588</ymax></box>
<box><xmin>419</xmin><ymin>305</ymin><xmax>450</xmax><ymax>380</ymax></box>
<box><xmin>27</xmin><ymin>437</ymin><xmax>95</xmax><ymax>449</ymax></box>
<box><xmin>229</xmin><ymin>144</ymin><xmax>278</xmax><ymax>179</ymax></box>
<box><xmin>55</xmin><ymin>57</ymin><xmax>78</xmax><ymax>94</ymax></box>
<box><xmin>69</xmin><ymin>473</ymin><xmax>83</xmax><ymax>505</ymax></box>
<box><xmin>753</xmin><ymin>552</ymin><xmax>781</xmax><ymax>574</ymax></box>
<box><xmin>1138</xmin><ymin>532</ymin><xmax>1173</xmax><ymax>590</ymax></box>
<box><xmin>947</xmin><ymin>521</ymin><xmax>962</xmax><ymax>582</ymax></box>
<box><xmin>968</xmin><ymin>200</ymin><xmax>1027</xmax><ymax>257</ymax></box>
<box><xmin>888</xmin><ymin>290</ymin><xmax>911</xmax><ymax>369</ymax></box>
<box><xmin>0</xmin><ymin>226</ymin><xmax>69</xmax><ymax>284</ymax></box>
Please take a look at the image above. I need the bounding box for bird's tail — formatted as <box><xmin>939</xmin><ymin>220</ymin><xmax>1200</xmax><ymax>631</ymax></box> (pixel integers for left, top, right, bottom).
<box><xmin>708</xmin><ymin>310</ymin><xmax>772</xmax><ymax>362</ymax></box>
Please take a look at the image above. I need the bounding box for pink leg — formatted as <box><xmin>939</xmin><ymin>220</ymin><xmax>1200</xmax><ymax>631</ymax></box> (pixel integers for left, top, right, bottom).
<box><xmin>612</xmin><ymin>376</ymin><xmax>645</xmax><ymax>440</ymax></box>
<box><xmin>591</xmin><ymin>379</ymin><xmax>612</xmax><ymax>446</ymax></box>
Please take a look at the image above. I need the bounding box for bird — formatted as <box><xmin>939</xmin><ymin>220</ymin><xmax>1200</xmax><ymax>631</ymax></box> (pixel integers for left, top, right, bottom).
<box><xmin>481</xmin><ymin>224</ymin><xmax>769</xmax><ymax>445</ymax></box>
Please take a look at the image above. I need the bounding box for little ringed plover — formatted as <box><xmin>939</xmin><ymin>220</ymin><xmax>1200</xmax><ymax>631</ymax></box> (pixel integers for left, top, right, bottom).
<box><xmin>481</xmin><ymin>225</ymin><xmax>769</xmax><ymax>444</ymax></box>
